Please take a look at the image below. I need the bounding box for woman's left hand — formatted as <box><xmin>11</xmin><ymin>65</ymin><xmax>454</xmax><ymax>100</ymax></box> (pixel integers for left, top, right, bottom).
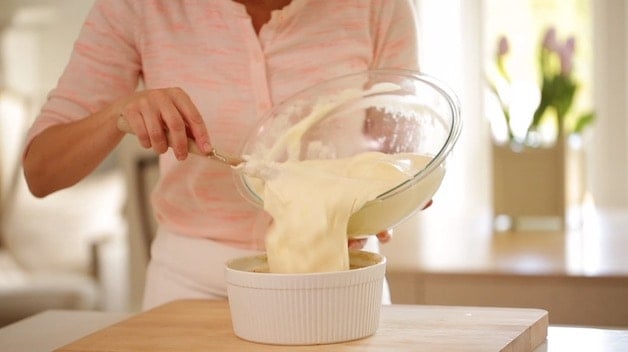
<box><xmin>348</xmin><ymin>229</ymin><xmax>392</xmax><ymax>249</ymax></box>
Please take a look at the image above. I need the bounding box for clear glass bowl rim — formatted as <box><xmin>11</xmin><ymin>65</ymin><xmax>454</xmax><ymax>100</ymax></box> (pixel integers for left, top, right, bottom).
<box><xmin>237</xmin><ymin>68</ymin><xmax>463</xmax><ymax>206</ymax></box>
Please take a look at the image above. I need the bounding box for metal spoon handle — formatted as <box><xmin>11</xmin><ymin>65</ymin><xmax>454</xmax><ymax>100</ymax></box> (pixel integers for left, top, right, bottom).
<box><xmin>116</xmin><ymin>115</ymin><xmax>242</xmax><ymax>166</ymax></box>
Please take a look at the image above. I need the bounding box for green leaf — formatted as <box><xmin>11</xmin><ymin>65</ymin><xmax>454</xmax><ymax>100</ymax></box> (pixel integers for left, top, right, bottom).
<box><xmin>573</xmin><ymin>112</ymin><xmax>595</xmax><ymax>134</ymax></box>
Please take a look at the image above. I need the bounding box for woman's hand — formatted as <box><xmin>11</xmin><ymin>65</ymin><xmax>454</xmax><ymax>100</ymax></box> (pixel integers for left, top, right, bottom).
<box><xmin>119</xmin><ymin>87</ymin><xmax>211</xmax><ymax>160</ymax></box>
<box><xmin>348</xmin><ymin>230</ymin><xmax>392</xmax><ymax>249</ymax></box>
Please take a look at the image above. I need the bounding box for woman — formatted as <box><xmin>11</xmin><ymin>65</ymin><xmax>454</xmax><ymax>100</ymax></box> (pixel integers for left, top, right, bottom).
<box><xmin>22</xmin><ymin>0</ymin><xmax>420</xmax><ymax>309</ymax></box>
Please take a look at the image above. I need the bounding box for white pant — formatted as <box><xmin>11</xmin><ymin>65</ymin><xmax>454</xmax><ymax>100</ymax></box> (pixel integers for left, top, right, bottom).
<box><xmin>142</xmin><ymin>228</ymin><xmax>390</xmax><ymax>310</ymax></box>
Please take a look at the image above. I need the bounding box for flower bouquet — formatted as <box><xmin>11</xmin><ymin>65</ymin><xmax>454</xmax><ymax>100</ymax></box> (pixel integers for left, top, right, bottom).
<box><xmin>487</xmin><ymin>27</ymin><xmax>595</xmax><ymax>149</ymax></box>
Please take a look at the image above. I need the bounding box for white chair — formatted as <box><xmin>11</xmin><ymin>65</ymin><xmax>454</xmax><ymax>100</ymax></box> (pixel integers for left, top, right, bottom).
<box><xmin>0</xmin><ymin>170</ymin><xmax>127</xmax><ymax>327</ymax></box>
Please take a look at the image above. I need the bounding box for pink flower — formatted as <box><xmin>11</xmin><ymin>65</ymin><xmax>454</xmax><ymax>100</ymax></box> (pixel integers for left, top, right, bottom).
<box><xmin>542</xmin><ymin>27</ymin><xmax>557</xmax><ymax>51</ymax></box>
<box><xmin>564</xmin><ymin>36</ymin><xmax>575</xmax><ymax>55</ymax></box>
<box><xmin>497</xmin><ymin>36</ymin><xmax>509</xmax><ymax>57</ymax></box>
<box><xmin>559</xmin><ymin>36</ymin><xmax>575</xmax><ymax>75</ymax></box>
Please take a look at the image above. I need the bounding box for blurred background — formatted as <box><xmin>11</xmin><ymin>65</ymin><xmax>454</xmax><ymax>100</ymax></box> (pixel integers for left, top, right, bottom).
<box><xmin>1</xmin><ymin>0</ymin><xmax>626</xmax><ymax>327</ymax></box>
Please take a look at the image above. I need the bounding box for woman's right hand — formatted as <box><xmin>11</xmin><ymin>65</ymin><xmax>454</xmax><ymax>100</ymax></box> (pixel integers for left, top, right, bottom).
<box><xmin>118</xmin><ymin>87</ymin><xmax>211</xmax><ymax>160</ymax></box>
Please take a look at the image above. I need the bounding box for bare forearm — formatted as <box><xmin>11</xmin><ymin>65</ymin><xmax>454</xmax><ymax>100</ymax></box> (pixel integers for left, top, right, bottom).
<box><xmin>23</xmin><ymin>87</ymin><xmax>211</xmax><ymax>197</ymax></box>
<box><xmin>23</xmin><ymin>107</ymin><xmax>124</xmax><ymax>197</ymax></box>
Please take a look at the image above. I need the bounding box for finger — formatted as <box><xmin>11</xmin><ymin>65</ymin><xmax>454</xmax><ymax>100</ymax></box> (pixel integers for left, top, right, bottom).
<box><xmin>139</xmin><ymin>95</ymin><xmax>169</xmax><ymax>154</ymax></box>
<box><xmin>376</xmin><ymin>229</ymin><xmax>393</xmax><ymax>244</ymax></box>
<box><xmin>123</xmin><ymin>109</ymin><xmax>151</xmax><ymax>149</ymax></box>
<box><xmin>348</xmin><ymin>238</ymin><xmax>368</xmax><ymax>249</ymax></box>
<box><xmin>155</xmin><ymin>94</ymin><xmax>189</xmax><ymax>160</ymax></box>
<box><xmin>169</xmin><ymin>87</ymin><xmax>211</xmax><ymax>153</ymax></box>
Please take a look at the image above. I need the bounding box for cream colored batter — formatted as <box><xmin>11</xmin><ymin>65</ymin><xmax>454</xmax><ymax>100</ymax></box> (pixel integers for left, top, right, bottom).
<box><xmin>262</xmin><ymin>152</ymin><xmax>433</xmax><ymax>273</ymax></box>
<box><xmin>243</xmin><ymin>83</ymin><xmax>444</xmax><ymax>273</ymax></box>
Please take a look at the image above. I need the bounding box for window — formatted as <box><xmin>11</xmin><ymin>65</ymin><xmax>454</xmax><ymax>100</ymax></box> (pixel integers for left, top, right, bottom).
<box><xmin>483</xmin><ymin>0</ymin><xmax>594</xmax><ymax>145</ymax></box>
<box><xmin>414</xmin><ymin>0</ymin><xmax>625</xmax><ymax>220</ymax></box>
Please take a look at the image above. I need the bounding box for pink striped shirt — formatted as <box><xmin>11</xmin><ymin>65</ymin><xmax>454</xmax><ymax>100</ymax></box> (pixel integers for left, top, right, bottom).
<box><xmin>26</xmin><ymin>0</ymin><xmax>420</xmax><ymax>250</ymax></box>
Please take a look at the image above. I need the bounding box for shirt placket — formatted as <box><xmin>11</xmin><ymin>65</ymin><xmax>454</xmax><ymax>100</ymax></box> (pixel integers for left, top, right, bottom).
<box><xmin>237</xmin><ymin>20</ymin><xmax>273</xmax><ymax>116</ymax></box>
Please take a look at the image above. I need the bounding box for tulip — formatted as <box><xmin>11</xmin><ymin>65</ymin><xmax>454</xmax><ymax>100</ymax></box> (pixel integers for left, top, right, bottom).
<box><xmin>559</xmin><ymin>36</ymin><xmax>576</xmax><ymax>75</ymax></box>
<box><xmin>497</xmin><ymin>36</ymin><xmax>509</xmax><ymax>57</ymax></box>
<box><xmin>542</xmin><ymin>27</ymin><xmax>557</xmax><ymax>51</ymax></box>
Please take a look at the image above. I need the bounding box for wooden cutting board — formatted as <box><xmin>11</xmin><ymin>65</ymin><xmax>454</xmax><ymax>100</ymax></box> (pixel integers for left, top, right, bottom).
<box><xmin>56</xmin><ymin>299</ymin><xmax>548</xmax><ymax>352</ymax></box>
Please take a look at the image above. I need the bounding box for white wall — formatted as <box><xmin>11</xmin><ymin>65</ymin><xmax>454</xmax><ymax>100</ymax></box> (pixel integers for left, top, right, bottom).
<box><xmin>2</xmin><ymin>0</ymin><xmax>95</xmax><ymax>108</ymax></box>
<box><xmin>591</xmin><ymin>0</ymin><xmax>628</xmax><ymax>208</ymax></box>
<box><xmin>416</xmin><ymin>0</ymin><xmax>492</xmax><ymax>221</ymax></box>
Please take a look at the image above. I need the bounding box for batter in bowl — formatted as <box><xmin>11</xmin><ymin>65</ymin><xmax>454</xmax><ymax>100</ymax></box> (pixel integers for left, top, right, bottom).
<box><xmin>261</xmin><ymin>151</ymin><xmax>433</xmax><ymax>273</ymax></box>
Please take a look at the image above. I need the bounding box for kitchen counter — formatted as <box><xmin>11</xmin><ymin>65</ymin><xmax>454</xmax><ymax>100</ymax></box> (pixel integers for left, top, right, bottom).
<box><xmin>0</xmin><ymin>300</ymin><xmax>626</xmax><ymax>351</ymax></box>
<box><xmin>383</xmin><ymin>207</ymin><xmax>628</xmax><ymax>276</ymax></box>
<box><xmin>381</xmin><ymin>207</ymin><xmax>628</xmax><ymax>326</ymax></box>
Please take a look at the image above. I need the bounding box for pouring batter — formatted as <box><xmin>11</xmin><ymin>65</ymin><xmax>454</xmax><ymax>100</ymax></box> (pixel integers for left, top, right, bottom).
<box><xmin>261</xmin><ymin>152</ymin><xmax>434</xmax><ymax>273</ymax></box>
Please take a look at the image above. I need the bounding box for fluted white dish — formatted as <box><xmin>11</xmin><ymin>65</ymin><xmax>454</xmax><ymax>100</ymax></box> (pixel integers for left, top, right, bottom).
<box><xmin>225</xmin><ymin>250</ymin><xmax>386</xmax><ymax>345</ymax></box>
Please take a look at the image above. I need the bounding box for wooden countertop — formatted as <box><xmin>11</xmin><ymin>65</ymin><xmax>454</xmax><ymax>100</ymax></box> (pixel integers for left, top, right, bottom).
<box><xmin>4</xmin><ymin>307</ymin><xmax>628</xmax><ymax>352</ymax></box>
<box><xmin>379</xmin><ymin>207</ymin><xmax>628</xmax><ymax>327</ymax></box>
<box><xmin>381</xmin><ymin>207</ymin><xmax>628</xmax><ymax>277</ymax></box>
<box><xmin>53</xmin><ymin>299</ymin><xmax>548</xmax><ymax>352</ymax></box>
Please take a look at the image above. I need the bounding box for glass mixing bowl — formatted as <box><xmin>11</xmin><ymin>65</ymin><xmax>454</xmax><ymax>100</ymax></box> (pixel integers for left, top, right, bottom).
<box><xmin>236</xmin><ymin>69</ymin><xmax>462</xmax><ymax>237</ymax></box>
